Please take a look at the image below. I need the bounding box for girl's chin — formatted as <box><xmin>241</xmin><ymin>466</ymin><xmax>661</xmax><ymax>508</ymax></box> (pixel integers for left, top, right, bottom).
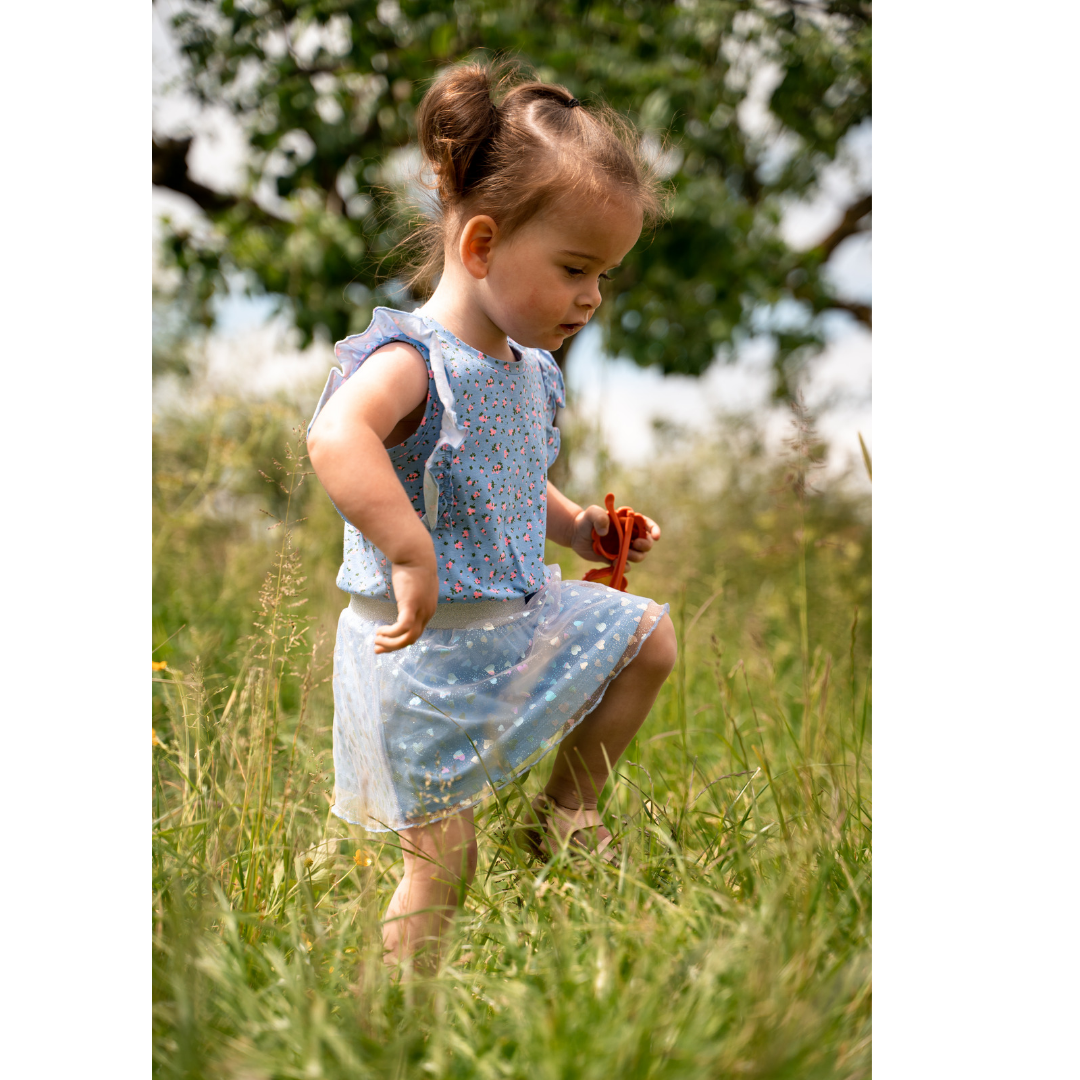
<box><xmin>510</xmin><ymin>324</ymin><xmax>577</xmax><ymax>349</ymax></box>
<box><xmin>517</xmin><ymin>331</ymin><xmax>566</xmax><ymax>348</ymax></box>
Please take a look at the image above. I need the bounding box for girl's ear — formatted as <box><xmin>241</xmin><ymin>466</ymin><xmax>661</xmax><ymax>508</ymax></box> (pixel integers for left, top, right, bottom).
<box><xmin>458</xmin><ymin>215</ymin><xmax>499</xmax><ymax>279</ymax></box>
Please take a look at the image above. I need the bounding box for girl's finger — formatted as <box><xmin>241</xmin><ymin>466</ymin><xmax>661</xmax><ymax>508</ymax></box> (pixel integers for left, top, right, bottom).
<box><xmin>374</xmin><ymin>632</ymin><xmax>417</xmax><ymax>654</ymax></box>
<box><xmin>383</xmin><ymin>600</ymin><xmax>426</xmax><ymax>638</ymax></box>
<box><xmin>587</xmin><ymin>504</ymin><xmax>609</xmax><ymax>535</ymax></box>
<box><xmin>374</xmin><ymin>617</ymin><xmax>421</xmax><ymax>650</ymax></box>
<box><xmin>376</xmin><ymin>617</ymin><xmax>409</xmax><ymax>639</ymax></box>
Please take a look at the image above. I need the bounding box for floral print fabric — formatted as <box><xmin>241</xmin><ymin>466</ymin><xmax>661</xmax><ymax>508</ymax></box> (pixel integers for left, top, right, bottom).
<box><xmin>309</xmin><ymin>306</ymin><xmax>566</xmax><ymax>602</ymax></box>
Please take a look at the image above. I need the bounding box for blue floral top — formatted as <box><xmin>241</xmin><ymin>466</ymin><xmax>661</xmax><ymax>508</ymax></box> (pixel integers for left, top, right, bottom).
<box><xmin>309</xmin><ymin>307</ymin><xmax>566</xmax><ymax>602</ymax></box>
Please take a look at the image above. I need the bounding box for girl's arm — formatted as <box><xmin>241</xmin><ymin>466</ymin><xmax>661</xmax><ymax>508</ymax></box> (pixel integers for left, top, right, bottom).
<box><xmin>307</xmin><ymin>342</ymin><xmax>437</xmax><ymax>653</ymax></box>
<box><xmin>546</xmin><ymin>481</ymin><xmax>661</xmax><ymax>563</ymax></box>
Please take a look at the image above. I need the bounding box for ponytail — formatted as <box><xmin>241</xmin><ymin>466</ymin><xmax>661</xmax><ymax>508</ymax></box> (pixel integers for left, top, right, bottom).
<box><xmin>416</xmin><ymin>62</ymin><xmax>502</xmax><ymax>205</ymax></box>
<box><xmin>400</xmin><ymin>59</ymin><xmax>665</xmax><ymax>295</ymax></box>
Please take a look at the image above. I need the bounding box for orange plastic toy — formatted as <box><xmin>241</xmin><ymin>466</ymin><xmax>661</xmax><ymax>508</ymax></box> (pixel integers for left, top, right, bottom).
<box><xmin>582</xmin><ymin>493</ymin><xmax>650</xmax><ymax>592</ymax></box>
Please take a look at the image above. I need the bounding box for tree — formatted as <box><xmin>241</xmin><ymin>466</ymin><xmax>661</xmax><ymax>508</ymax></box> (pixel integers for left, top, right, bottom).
<box><xmin>153</xmin><ymin>0</ymin><xmax>870</xmax><ymax>395</ymax></box>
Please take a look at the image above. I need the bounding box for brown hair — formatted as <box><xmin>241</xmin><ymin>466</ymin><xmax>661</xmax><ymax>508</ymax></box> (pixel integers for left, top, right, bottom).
<box><xmin>403</xmin><ymin>60</ymin><xmax>665</xmax><ymax>293</ymax></box>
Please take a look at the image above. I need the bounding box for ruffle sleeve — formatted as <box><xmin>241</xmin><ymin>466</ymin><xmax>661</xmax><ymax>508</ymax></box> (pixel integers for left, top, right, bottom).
<box><xmin>535</xmin><ymin>350</ymin><xmax>566</xmax><ymax>467</ymax></box>
<box><xmin>309</xmin><ymin>307</ymin><xmax>434</xmax><ymax>433</ymax></box>
<box><xmin>308</xmin><ymin>307</ymin><xmax>466</xmax><ymax>532</ymax></box>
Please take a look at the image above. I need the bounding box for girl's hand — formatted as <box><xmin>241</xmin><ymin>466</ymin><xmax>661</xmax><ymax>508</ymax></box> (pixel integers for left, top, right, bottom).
<box><xmin>375</xmin><ymin>553</ymin><xmax>440</xmax><ymax>653</ymax></box>
<box><xmin>569</xmin><ymin>505</ymin><xmax>662</xmax><ymax>564</ymax></box>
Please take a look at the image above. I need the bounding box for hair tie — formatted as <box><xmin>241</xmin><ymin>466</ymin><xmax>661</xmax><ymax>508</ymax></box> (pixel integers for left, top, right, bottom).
<box><xmin>565</xmin><ymin>97</ymin><xmax>581</xmax><ymax>109</ymax></box>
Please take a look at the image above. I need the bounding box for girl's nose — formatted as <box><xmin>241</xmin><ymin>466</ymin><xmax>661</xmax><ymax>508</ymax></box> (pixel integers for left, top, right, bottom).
<box><xmin>580</xmin><ymin>278</ymin><xmax>602</xmax><ymax>310</ymax></box>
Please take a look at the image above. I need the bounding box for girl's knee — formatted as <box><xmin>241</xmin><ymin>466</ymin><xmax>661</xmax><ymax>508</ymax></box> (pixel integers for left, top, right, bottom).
<box><xmin>446</xmin><ymin>835</ymin><xmax>478</xmax><ymax>885</ymax></box>
<box><xmin>446</xmin><ymin>815</ymin><xmax>478</xmax><ymax>883</ymax></box>
<box><xmin>402</xmin><ymin>815</ymin><xmax>477</xmax><ymax>889</ymax></box>
<box><xmin>441</xmin><ymin>838</ymin><xmax>477</xmax><ymax>893</ymax></box>
<box><xmin>462</xmin><ymin>838</ymin><xmax>478</xmax><ymax>883</ymax></box>
<box><xmin>402</xmin><ymin>847</ymin><xmax>476</xmax><ymax>896</ymax></box>
<box><xmin>636</xmin><ymin>612</ymin><xmax>677</xmax><ymax>681</ymax></box>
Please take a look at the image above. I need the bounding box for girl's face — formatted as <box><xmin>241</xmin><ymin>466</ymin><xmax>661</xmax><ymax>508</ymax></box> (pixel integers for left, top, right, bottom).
<box><xmin>484</xmin><ymin>193</ymin><xmax>643</xmax><ymax>353</ymax></box>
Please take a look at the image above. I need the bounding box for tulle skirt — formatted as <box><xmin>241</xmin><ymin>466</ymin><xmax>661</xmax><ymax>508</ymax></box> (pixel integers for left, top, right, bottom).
<box><xmin>331</xmin><ymin>565</ymin><xmax>669</xmax><ymax>832</ymax></box>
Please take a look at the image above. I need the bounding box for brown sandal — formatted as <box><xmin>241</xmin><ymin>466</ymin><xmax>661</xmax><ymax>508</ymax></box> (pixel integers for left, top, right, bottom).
<box><xmin>522</xmin><ymin>794</ymin><xmax>621</xmax><ymax>866</ymax></box>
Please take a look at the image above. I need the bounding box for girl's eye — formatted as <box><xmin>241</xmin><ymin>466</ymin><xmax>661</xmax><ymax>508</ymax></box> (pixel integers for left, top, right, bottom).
<box><xmin>600</xmin><ymin>272</ymin><xmax>612</xmax><ymax>281</ymax></box>
<box><xmin>564</xmin><ymin>267</ymin><xmax>585</xmax><ymax>276</ymax></box>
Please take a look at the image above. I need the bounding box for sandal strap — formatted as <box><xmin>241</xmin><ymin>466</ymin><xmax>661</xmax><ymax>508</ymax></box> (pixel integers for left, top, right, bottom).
<box><xmin>569</xmin><ymin>829</ymin><xmax>616</xmax><ymax>858</ymax></box>
<box><xmin>532</xmin><ymin>795</ymin><xmax>619</xmax><ymax>863</ymax></box>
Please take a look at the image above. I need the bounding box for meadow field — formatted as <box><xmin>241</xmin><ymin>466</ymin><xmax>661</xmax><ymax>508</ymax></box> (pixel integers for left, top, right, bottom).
<box><xmin>152</xmin><ymin>384</ymin><xmax>871</xmax><ymax>1079</ymax></box>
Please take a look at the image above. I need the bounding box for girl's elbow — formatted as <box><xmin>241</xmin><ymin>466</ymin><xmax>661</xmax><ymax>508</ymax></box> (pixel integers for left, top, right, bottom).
<box><xmin>306</xmin><ymin>422</ymin><xmax>333</xmax><ymax>477</ymax></box>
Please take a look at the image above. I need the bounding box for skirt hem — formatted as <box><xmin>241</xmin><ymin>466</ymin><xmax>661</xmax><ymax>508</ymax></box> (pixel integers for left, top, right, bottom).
<box><xmin>331</xmin><ymin>598</ymin><xmax>670</xmax><ymax>834</ymax></box>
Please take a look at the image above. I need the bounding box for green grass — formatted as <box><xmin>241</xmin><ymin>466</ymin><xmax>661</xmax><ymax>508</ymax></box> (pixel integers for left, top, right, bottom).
<box><xmin>152</xmin><ymin>392</ymin><xmax>871</xmax><ymax>1079</ymax></box>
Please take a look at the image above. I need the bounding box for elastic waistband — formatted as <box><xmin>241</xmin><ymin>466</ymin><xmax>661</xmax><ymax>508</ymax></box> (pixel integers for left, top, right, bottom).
<box><xmin>348</xmin><ymin>593</ymin><xmax>529</xmax><ymax>629</ymax></box>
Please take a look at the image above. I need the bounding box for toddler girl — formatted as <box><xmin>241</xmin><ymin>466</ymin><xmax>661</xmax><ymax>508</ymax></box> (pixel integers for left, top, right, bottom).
<box><xmin>307</xmin><ymin>62</ymin><xmax>677</xmax><ymax>967</ymax></box>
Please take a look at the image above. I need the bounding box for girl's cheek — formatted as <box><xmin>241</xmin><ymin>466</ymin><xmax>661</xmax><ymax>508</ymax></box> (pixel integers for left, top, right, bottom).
<box><xmin>521</xmin><ymin>283</ymin><xmax>547</xmax><ymax>309</ymax></box>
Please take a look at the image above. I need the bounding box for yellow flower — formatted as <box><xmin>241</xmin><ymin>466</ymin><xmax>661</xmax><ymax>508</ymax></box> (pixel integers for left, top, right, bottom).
<box><xmin>152</xmin><ymin>728</ymin><xmax>165</xmax><ymax>748</ymax></box>
<box><xmin>152</xmin><ymin>660</ymin><xmax>168</xmax><ymax>672</ymax></box>
<box><xmin>353</xmin><ymin>849</ymin><xmax>373</xmax><ymax>867</ymax></box>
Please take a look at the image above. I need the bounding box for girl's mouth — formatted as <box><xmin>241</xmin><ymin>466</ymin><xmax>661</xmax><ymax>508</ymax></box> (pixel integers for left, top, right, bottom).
<box><xmin>559</xmin><ymin>323</ymin><xmax>584</xmax><ymax>334</ymax></box>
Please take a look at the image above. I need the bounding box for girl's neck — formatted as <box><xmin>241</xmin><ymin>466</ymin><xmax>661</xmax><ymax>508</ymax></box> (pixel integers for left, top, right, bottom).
<box><xmin>419</xmin><ymin>277</ymin><xmax>514</xmax><ymax>362</ymax></box>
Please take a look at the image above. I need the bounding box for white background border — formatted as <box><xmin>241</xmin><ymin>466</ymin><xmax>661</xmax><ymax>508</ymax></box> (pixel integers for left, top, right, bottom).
<box><xmin>876</xmin><ymin>2</ymin><xmax>1079</xmax><ymax>1075</ymax></box>
<box><xmin>3</xmin><ymin>3</ymin><xmax>145</xmax><ymax>1072</ymax></box>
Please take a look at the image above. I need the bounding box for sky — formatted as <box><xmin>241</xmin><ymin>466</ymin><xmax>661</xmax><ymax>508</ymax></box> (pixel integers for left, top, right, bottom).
<box><xmin>153</xmin><ymin>3</ymin><xmax>871</xmax><ymax>485</ymax></box>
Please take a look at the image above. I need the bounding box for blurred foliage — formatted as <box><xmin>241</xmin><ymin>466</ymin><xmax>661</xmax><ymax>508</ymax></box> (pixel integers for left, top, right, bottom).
<box><xmin>153</xmin><ymin>395</ymin><xmax>344</xmax><ymax>675</ymax></box>
<box><xmin>154</xmin><ymin>0</ymin><xmax>870</xmax><ymax>396</ymax></box>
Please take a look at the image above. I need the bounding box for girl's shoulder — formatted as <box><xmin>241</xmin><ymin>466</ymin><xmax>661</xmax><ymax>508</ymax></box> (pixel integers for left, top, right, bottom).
<box><xmin>333</xmin><ymin>307</ymin><xmax>432</xmax><ymax>373</ymax></box>
<box><xmin>311</xmin><ymin>308</ymin><xmax>434</xmax><ymax>432</ymax></box>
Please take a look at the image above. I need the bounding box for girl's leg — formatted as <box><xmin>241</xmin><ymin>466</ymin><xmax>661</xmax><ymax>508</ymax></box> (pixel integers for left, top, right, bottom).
<box><xmin>382</xmin><ymin>807</ymin><xmax>477</xmax><ymax>969</ymax></box>
<box><xmin>544</xmin><ymin>608</ymin><xmax>677</xmax><ymax>813</ymax></box>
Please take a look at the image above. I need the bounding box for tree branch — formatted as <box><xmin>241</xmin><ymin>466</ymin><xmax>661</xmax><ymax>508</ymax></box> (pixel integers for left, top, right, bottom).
<box><xmin>152</xmin><ymin>136</ymin><xmax>286</xmax><ymax>225</ymax></box>
<box><xmin>814</xmin><ymin>193</ymin><xmax>871</xmax><ymax>260</ymax></box>
<box><xmin>782</xmin><ymin>0</ymin><xmax>872</xmax><ymax>26</ymax></box>
<box><xmin>153</xmin><ymin>136</ymin><xmax>235</xmax><ymax>213</ymax></box>
<box><xmin>828</xmin><ymin>298</ymin><xmax>871</xmax><ymax>329</ymax></box>
<box><xmin>791</xmin><ymin>271</ymin><xmax>872</xmax><ymax>330</ymax></box>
